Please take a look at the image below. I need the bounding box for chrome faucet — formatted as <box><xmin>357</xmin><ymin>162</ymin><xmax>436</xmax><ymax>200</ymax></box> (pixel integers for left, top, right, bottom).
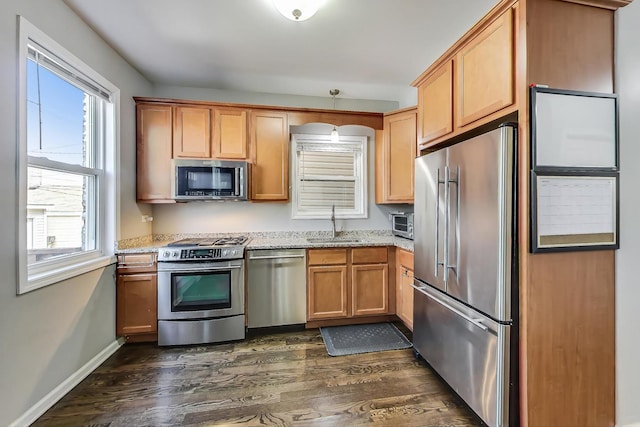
<box><xmin>331</xmin><ymin>204</ymin><xmax>337</xmax><ymax>238</ymax></box>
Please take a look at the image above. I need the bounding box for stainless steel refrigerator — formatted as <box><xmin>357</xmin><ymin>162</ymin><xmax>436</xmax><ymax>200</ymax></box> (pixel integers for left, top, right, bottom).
<box><xmin>413</xmin><ymin>123</ymin><xmax>518</xmax><ymax>427</ymax></box>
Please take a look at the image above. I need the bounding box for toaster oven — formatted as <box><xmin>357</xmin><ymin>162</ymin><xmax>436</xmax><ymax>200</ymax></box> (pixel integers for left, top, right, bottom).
<box><xmin>391</xmin><ymin>212</ymin><xmax>414</xmax><ymax>239</ymax></box>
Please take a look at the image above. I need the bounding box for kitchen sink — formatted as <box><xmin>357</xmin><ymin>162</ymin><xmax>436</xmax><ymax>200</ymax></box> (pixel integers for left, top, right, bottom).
<box><xmin>306</xmin><ymin>237</ymin><xmax>361</xmax><ymax>244</ymax></box>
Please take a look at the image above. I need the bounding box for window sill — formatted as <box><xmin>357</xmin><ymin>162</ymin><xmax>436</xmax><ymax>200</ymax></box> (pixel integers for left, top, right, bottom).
<box><xmin>20</xmin><ymin>255</ymin><xmax>117</xmax><ymax>295</ymax></box>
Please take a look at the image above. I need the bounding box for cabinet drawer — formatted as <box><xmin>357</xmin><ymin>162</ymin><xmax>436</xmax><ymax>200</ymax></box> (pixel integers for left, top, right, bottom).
<box><xmin>351</xmin><ymin>247</ymin><xmax>388</xmax><ymax>264</ymax></box>
<box><xmin>398</xmin><ymin>249</ymin><xmax>414</xmax><ymax>271</ymax></box>
<box><xmin>116</xmin><ymin>253</ymin><xmax>157</xmax><ymax>274</ymax></box>
<box><xmin>308</xmin><ymin>248</ymin><xmax>348</xmax><ymax>266</ymax></box>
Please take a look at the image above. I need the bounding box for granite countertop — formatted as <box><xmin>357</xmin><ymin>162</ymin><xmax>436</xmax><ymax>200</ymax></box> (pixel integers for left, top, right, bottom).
<box><xmin>116</xmin><ymin>230</ymin><xmax>413</xmax><ymax>254</ymax></box>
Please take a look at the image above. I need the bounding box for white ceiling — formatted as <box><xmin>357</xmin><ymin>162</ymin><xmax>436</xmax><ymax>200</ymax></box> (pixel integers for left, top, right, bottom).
<box><xmin>63</xmin><ymin>0</ymin><xmax>498</xmax><ymax>103</ymax></box>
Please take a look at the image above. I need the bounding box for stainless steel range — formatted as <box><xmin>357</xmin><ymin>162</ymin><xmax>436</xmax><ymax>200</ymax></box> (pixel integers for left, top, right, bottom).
<box><xmin>157</xmin><ymin>236</ymin><xmax>248</xmax><ymax>346</ymax></box>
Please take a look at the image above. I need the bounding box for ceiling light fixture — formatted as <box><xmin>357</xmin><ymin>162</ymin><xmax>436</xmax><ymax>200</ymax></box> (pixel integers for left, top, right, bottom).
<box><xmin>329</xmin><ymin>89</ymin><xmax>340</xmax><ymax>143</ymax></box>
<box><xmin>273</xmin><ymin>0</ymin><xmax>324</xmax><ymax>21</ymax></box>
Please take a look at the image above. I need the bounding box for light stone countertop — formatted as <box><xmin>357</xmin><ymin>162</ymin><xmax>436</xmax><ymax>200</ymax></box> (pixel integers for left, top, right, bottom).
<box><xmin>116</xmin><ymin>230</ymin><xmax>413</xmax><ymax>254</ymax></box>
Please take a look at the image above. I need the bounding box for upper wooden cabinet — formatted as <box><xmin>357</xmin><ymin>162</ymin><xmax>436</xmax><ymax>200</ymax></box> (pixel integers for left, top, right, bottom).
<box><xmin>376</xmin><ymin>107</ymin><xmax>417</xmax><ymax>204</ymax></box>
<box><xmin>136</xmin><ymin>103</ymin><xmax>173</xmax><ymax>202</ymax></box>
<box><xmin>455</xmin><ymin>7</ymin><xmax>514</xmax><ymax>127</ymax></box>
<box><xmin>173</xmin><ymin>106</ymin><xmax>212</xmax><ymax>158</ymax></box>
<box><xmin>417</xmin><ymin>62</ymin><xmax>453</xmax><ymax>145</ymax></box>
<box><xmin>412</xmin><ymin>5</ymin><xmax>516</xmax><ymax>148</ymax></box>
<box><xmin>213</xmin><ymin>108</ymin><xmax>248</xmax><ymax>159</ymax></box>
<box><xmin>250</xmin><ymin>111</ymin><xmax>289</xmax><ymax>201</ymax></box>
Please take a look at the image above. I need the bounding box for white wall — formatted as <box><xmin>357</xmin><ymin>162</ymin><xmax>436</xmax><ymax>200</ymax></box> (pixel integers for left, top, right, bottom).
<box><xmin>152</xmin><ymin>123</ymin><xmax>411</xmax><ymax>234</ymax></box>
<box><xmin>615</xmin><ymin>2</ymin><xmax>640</xmax><ymax>426</ymax></box>
<box><xmin>0</xmin><ymin>1</ymin><xmax>152</xmax><ymax>425</ymax></box>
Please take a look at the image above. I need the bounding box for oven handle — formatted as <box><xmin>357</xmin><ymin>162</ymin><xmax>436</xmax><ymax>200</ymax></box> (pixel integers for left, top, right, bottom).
<box><xmin>157</xmin><ymin>264</ymin><xmax>243</xmax><ymax>273</ymax></box>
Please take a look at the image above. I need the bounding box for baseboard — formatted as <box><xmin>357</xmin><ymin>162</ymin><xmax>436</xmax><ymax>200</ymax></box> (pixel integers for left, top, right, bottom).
<box><xmin>9</xmin><ymin>339</ymin><xmax>123</xmax><ymax>427</ymax></box>
<box><xmin>618</xmin><ymin>423</ymin><xmax>640</xmax><ymax>427</ymax></box>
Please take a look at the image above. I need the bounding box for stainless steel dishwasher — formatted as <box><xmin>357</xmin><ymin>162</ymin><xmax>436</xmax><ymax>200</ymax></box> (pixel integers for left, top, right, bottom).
<box><xmin>247</xmin><ymin>249</ymin><xmax>307</xmax><ymax>328</ymax></box>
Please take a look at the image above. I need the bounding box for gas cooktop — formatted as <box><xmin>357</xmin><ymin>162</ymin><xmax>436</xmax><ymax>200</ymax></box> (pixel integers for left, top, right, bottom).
<box><xmin>158</xmin><ymin>236</ymin><xmax>249</xmax><ymax>262</ymax></box>
<box><xmin>166</xmin><ymin>236</ymin><xmax>248</xmax><ymax>247</ymax></box>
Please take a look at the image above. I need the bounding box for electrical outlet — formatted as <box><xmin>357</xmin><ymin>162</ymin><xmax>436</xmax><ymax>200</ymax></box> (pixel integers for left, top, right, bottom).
<box><xmin>141</xmin><ymin>215</ymin><xmax>153</xmax><ymax>223</ymax></box>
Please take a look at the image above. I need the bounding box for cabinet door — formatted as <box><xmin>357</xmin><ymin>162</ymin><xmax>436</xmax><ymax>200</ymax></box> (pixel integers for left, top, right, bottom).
<box><xmin>136</xmin><ymin>104</ymin><xmax>173</xmax><ymax>202</ymax></box>
<box><xmin>116</xmin><ymin>273</ymin><xmax>157</xmax><ymax>336</ymax></box>
<box><xmin>417</xmin><ymin>61</ymin><xmax>453</xmax><ymax>145</ymax></box>
<box><xmin>455</xmin><ymin>8</ymin><xmax>514</xmax><ymax>127</ymax></box>
<box><xmin>377</xmin><ymin>109</ymin><xmax>416</xmax><ymax>204</ymax></box>
<box><xmin>213</xmin><ymin>108</ymin><xmax>248</xmax><ymax>159</ymax></box>
<box><xmin>173</xmin><ymin>106</ymin><xmax>212</xmax><ymax>158</ymax></box>
<box><xmin>352</xmin><ymin>264</ymin><xmax>389</xmax><ymax>317</ymax></box>
<box><xmin>250</xmin><ymin>111</ymin><xmax>289</xmax><ymax>201</ymax></box>
<box><xmin>307</xmin><ymin>265</ymin><xmax>349</xmax><ymax>320</ymax></box>
<box><xmin>400</xmin><ymin>268</ymin><xmax>414</xmax><ymax>330</ymax></box>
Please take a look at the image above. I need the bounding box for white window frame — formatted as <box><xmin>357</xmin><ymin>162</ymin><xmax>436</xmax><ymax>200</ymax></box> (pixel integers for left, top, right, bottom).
<box><xmin>291</xmin><ymin>134</ymin><xmax>368</xmax><ymax>219</ymax></box>
<box><xmin>17</xmin><ymin>16</ymin><xmax>118</xmax><ymax>294</ymax></box>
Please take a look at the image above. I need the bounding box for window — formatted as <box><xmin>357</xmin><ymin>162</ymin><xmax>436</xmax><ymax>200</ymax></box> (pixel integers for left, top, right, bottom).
<box><xmin>292</xmin><ymin>134</ymin><xmax>368</xmax><ymax>219</ymax></box>
<box><xmin>17</xmin><ymin>17</ymin><xmax>117</xmax><ymax>294</ymax></box>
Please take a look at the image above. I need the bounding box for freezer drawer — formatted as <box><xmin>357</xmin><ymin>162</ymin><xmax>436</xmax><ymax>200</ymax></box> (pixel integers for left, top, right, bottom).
<box><xmin>412</xmin><ymin>280</ymin><xmax>510</xmax><ymax>427</ymax></box>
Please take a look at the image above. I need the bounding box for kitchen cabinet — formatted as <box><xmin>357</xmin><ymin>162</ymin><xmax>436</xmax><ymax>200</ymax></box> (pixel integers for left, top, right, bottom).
<box><xmin>213</xmin><ymin>108</ymin><xmax>248</xmax><ymax>159</ymax></box>
<box><xmin>173</xmin><ymin>106</ymin><xmax>212</xmax><ymax>158</ymax></box>
<box><xmin>395</xmin><ymin>248</ymin><xmax>414</xmax><ymax>330</ymax></box>
<box><xmin>412</xmin><ymin>5</ymin><xmax>515</xmax><ymax>148</ymax></box>
<box><xmin>307</xmin><ymin>247</ymin><xmax>390</xmax><ymax>321</ymax></box>
<box><xmin>116</xmin><ymin>253</ymin><xmax>158</xmax><ymax>342</ymax></box>
<box><xmin>376</xmin><ymin>107</ymin><xmax>417</xmax><ymax>204</ymax></box>
<box><xmin>455</xmin><ymin>7</ymin><xmax>514</xmax><ymax>127</ymax></box>
<box><xmin>250</xmin><ymin>111</ymin><xmax>289</xmax><ymax>201</ymax></box>
<box><xmin>417</xmin><ymin>61</ymin><xmax>454</xmax><ymax>145</ymax></box>
<box><xmin>136</xmin><ymin>103</ymin><xmax>174</xmax><ymax>203</ymax></box>
<box><xmin>351</xmin><ymin>247</ymin><xmax>389</xmax><ymax>317</ymax></box>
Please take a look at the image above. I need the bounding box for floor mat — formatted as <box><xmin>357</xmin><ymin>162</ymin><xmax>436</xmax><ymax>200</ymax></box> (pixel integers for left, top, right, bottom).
<box><xmin>319</xmin><ymin>322</ymin><xmax>412</xmax><ymax>356</ymax></box>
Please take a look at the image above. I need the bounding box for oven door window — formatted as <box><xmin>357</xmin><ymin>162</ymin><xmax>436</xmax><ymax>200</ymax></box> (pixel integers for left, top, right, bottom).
<box><xmin>171</xmin><ymin>271</ymin><xmax>232</xmax><ymax>312</ymax></box>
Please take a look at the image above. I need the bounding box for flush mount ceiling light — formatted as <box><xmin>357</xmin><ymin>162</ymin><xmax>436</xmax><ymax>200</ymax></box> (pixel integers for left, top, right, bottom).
<box><xmin>330</xmin><ymin>89</ymin><xmax>340</xmax><ymax>143</ymax></box>
<box><xmin>273</xmin><ymin>0</ymin><xmax>324</xmax><ymax>21</ymax></box>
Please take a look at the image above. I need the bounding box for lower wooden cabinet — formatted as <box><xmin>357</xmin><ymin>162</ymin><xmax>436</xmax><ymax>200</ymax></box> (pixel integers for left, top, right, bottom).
<box><xmin>307</xmin><ymin>247</ymin><xmax>390</xmax><ymax>321</ymax></box>
<box><xmin>396</xmin><ymin>249</ymin><xmax>414</xmax><ymax>330</ymax></box>
<box><xmin>307</xmin><ymin>265</ymin><xmax>348</xmax><ymax>320</ymax></box>
<box><xmin>116</xmin><ymin>253</ymin><xmax>158</xmax><ymax>342</ymax></box>
<box><xmin>352</xmin><ymin>264</ymin><xmax>388</xmax><ymax>316</ymax></box>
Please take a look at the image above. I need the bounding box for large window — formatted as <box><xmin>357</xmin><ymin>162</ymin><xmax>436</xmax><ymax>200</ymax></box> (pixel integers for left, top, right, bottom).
<box><xmin>292</xmin><ymin>134</ymin><xmax>368</xmax><ymax>219</ymax></box>
<box><xmin>17</xmin><ymin>17</ymin><xmax>117</xmax><ymax>294</ymax></box>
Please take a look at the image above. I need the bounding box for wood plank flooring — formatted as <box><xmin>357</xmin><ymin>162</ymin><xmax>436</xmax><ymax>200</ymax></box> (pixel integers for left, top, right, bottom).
<box><xmin>34</xmin><ymin>326</ymin><xmax>481</xmax><ymax>426</ymax></box>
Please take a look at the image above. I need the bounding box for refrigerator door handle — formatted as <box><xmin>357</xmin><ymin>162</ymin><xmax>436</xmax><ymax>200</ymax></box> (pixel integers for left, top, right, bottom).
<box><xmin>411</xmin><ymin>282</ymin><xmax>489</xmax><ymax>331</ymax></box>
<box><xmin>447</xmin><ymin>166</ymin><xmax>459</xmax><ymax>276</ymax></box>
<box><xmin>443</xmin><ymin>166</ymin><xmax>450</xmax><ymax>288</ymax></box>
<box><xmin>435</xmin><ymin>168</ymin><xmax>445</xmax><ymax>277</ymax></box>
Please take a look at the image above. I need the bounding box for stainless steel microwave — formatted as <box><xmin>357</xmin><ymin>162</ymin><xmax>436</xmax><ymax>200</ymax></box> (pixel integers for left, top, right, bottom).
<box><xmin>391</xmin><ymin>212</ymin><xmax>414</xmax><ymax>239</ymax></box>
<box><xmin>172</xmin><ymin>159</ymin><xmax>248</xmax><ymax>201</ymax></box>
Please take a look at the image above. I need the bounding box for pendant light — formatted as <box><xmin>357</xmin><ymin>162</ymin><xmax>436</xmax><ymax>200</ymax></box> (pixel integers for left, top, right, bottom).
<box><xmin>273</xmin><ymin>0</ymin><xmax>324</xmax><ymax>21</ymax></box>
<box><xmin>330</xmin><ymin>89</ymin><xmax>340</xmax><ymax>143</ymax></box>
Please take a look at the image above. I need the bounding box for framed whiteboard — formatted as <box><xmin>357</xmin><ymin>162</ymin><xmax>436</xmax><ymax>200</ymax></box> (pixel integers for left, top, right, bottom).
<box><xmin>531</xmin><ymin>171</ymin><xmax>619</xmax><ymax>252</ymax></box>
<box><xmin>531</xmin><ymin>87</ymin><xmax>618</xmax><ymax>170</ymax></box>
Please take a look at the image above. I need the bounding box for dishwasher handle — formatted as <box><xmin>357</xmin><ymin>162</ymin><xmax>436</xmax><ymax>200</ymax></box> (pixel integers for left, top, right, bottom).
<box><xmin>248</xmin><ymin>254</ymin><xmax>305</xmax><ymax>260</ymax></box>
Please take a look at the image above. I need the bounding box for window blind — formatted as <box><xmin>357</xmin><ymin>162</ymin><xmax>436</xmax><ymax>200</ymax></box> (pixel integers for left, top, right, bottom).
<box><xmin>297</xmin><ymin>146</ymin><xmax>358</xmax><ymax>211</ymax></box>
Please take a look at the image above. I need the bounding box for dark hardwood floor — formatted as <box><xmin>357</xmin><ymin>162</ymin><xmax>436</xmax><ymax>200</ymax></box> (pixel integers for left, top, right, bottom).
<box><xmin>34</xmin><ymin>326</ymin><xmax>481</xmax><ymax>426</ymax></box>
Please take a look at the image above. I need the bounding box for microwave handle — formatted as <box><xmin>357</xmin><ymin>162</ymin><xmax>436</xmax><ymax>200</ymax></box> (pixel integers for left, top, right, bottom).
<box><xmin>235</xmin><ymin>168</ymin><xmax>240</xmax><ymax>196</ymax></box>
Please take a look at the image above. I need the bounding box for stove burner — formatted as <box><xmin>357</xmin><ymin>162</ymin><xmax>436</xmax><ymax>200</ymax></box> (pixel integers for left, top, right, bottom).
<box><xmin>167</xmin><ymin>236</ymin><xmax>248</xmax><ymax>247</ymax></box>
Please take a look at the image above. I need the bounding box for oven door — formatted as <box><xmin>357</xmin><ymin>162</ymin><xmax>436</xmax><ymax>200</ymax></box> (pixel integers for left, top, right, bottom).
<box><xmin>157</xmin><ymin>259</ymin><xmax>244</xmax><ymax>320</ymax></box>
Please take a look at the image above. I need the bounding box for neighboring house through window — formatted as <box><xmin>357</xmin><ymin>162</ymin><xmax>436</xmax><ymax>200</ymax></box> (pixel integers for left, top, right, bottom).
<box><xmin>17</xmin><ymin>17</ymin><xmax>118</xmax><ymax>294</ymax></box>
<box><xmin>292</xmin><ymin>134</ymin><xmax>368</xmax><ymax>219</ymax></box>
